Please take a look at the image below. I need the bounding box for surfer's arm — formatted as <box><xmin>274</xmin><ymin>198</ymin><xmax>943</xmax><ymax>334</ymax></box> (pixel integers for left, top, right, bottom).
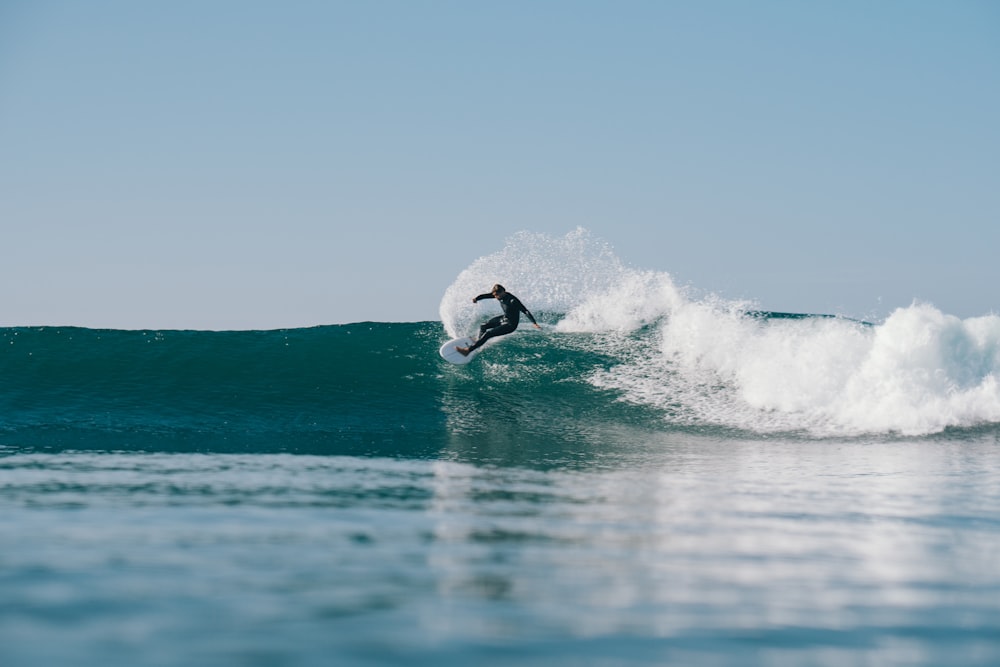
<box><xmin>519</xmin><ymin>302</ymin><xmax>540</xmax><ymax>328</ymax></box>
<box><xmin>472</xmin><ymin>293</ymin><xmax>494</xmax><ymax>303</ymax></box>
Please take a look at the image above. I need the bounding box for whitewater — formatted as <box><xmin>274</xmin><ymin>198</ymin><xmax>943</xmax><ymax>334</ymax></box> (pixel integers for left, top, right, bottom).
<box><xmin>442</xmin><ymin>228</ymin><xmax>1000</xmax><ymax>437</ymax></box>
<box><xmin>3</xmin><ymin>228</ymin><xmax>999</xmax><ymax>667</ymax></box>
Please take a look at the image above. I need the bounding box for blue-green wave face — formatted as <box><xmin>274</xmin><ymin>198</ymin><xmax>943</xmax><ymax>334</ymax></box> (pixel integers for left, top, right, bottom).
<box><xmin>1</xmin><ymin>323</ymin><xmax>441</xmax><ymax>456</ymax></box>
<box><xmin>0</xmin><ymin>323</ymin><xmax>663</xmax><ymax>462</ymax></box>
<box><xmin>3</xmin><ymin>229</ymin><xmax>1000</xmax><ymax>459</ymax></box>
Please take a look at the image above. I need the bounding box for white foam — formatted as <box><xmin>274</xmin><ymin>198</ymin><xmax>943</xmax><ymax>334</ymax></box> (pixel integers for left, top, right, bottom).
<box><xmin>600</xmin><ymin>301</ymin><xmax>1000</xmax><ymax>436</ymax></box>
<box><xmin>827</xmin><ymin>304</ymin><xmax>1000</xmax><ymax>435</ymax></box>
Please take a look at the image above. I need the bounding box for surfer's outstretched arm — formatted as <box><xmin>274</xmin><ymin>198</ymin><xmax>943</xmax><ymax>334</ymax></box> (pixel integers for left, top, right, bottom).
<box><xmin>512</xmin><ymin>297</ymin><xmax>540</xmax><ymax>329</ymax></box>
<box><xmin>522</xmin><ymin>306</ymin><xmax>540</xmax><ymax>328</ymax></box>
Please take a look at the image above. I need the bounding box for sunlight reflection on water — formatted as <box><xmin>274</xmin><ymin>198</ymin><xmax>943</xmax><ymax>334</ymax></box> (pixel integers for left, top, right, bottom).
<box><xmin>1</xmin><ymin>438</ymin><xmax>999</xmax><ymax>666</ymax></box>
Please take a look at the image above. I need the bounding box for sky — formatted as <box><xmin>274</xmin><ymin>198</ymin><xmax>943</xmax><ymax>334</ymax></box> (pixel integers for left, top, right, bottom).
<box><xmin>1</xmin><ymin>0</ymin><xmax>998</xmax><ymax>329</ymax></box>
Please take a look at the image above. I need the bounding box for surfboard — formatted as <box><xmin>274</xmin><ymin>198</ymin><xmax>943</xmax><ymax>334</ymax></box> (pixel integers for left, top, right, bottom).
<box><xmin>439</xmin><ymin>336</ymin><xmax>479</xmax><ymax>365</ymax></box>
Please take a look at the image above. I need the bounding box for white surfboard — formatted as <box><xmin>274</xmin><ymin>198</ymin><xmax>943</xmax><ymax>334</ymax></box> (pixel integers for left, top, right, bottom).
<box><xmin>439</xmin><ymin>336</ymin><xmax>479</xmax><ymax>365</ymax></box>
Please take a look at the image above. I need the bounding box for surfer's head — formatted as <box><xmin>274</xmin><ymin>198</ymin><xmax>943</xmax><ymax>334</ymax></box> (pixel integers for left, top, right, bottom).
<box><xmin>491</xmin><ymin>284</ymin><xmax>506</xmax><ymax>296</ymax></box>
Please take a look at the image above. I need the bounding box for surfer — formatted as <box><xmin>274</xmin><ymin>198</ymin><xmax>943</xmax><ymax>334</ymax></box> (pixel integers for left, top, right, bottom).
<box><xmin>457</xmin><ymin>284</ymin><xmax>541</xmax><ymax>356</ymax></box>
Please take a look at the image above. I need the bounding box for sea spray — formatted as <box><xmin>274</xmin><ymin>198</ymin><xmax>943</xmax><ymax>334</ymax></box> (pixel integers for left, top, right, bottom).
<box><xmin>439</xmin><ymin>227</ymin><xmax>632</xmax><ymax>338</ymax></box>
<box><xmin>556</xmin><ymin>269</ymin><xmax>685</xmax><ymax>334</ymax></box>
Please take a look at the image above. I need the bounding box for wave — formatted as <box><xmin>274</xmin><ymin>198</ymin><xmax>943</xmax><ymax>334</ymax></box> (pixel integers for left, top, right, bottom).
<box><xmin>2</xmin><ymin>229</ymin><xmax>998</xmax><ymax>455</ymax></box>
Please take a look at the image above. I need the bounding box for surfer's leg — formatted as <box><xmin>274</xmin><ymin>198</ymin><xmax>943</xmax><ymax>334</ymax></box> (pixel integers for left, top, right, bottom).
<box><xmin>469</xmin><ymin>321</ymin><xmax>517</xmax><ymax>351</ymax></box>
<box><xmin>466</xmin><ymin>316</ymin><xmax>505</xmax><ymax>353</ymax></box>
<box><xmin>478</xmin><ymin>316</ymin><xmax>505</xmax><ymax>338</ymax></box>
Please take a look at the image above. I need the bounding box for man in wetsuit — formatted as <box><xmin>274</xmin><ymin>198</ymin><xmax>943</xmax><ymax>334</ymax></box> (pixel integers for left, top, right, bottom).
<box><xmin>457</xmin><ymin>284</ymin><xmax>541</xmax><ymax>356</ymax></box>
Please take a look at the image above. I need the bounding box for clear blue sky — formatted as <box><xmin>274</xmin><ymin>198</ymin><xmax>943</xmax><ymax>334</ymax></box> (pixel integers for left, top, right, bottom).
<box><xmin>2</xmin><ymin>1</ymin><xmax>998</xmax><ymax>329</ymax></box>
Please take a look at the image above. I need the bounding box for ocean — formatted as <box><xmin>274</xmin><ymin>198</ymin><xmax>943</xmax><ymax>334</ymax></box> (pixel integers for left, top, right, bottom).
<box><xmin>3</xmin><ymin>231</ymin><xmax>1000</xmax><ymax>666</ymax></box>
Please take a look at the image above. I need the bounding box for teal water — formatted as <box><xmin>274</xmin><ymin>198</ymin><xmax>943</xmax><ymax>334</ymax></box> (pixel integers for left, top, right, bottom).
<box><xmin>2</xmin><ymin>319</ymin><xmax>1000</xmax><ymax>665</ymax></box>
<box><xmin>1</xmin><ymin>322</ymin><xmax>657</xmax><ymax>462</ymax></box>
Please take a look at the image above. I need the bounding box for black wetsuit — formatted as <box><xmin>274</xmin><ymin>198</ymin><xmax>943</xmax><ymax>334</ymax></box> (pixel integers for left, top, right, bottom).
<box><xmin>468</xmin><ymin>292</ymin><xmax>538</xmax><ymax>352</ymax></box>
